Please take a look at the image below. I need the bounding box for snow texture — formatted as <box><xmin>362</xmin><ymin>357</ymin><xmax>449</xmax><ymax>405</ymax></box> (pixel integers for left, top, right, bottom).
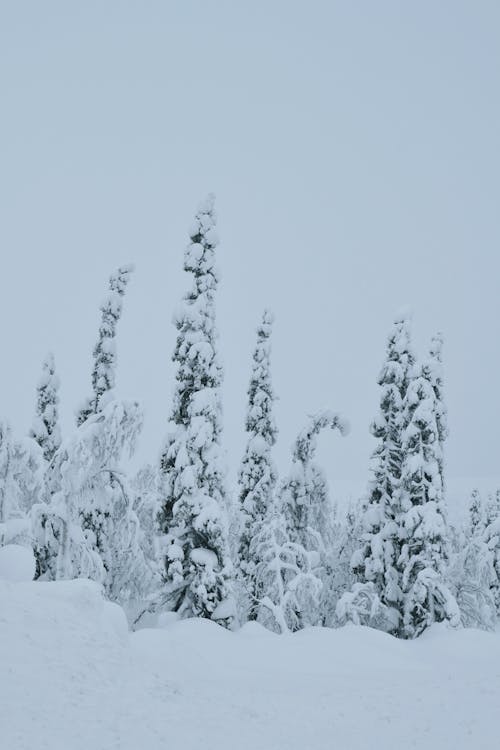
<box><xmin>1</xmin><ymin>578</ymin><xmax>499</xmax><ymax>750</ymax></box>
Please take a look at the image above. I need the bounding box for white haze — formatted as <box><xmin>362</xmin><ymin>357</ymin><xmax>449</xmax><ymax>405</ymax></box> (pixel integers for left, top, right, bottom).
<box><xmin>0</xmin><ymin>1</ymin><xmax>499</xmax><ymax>496</ymax></box>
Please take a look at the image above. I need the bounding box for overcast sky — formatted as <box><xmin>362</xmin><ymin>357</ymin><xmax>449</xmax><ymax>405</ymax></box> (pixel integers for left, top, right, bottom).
<box><xmin>1</xmin><ymin>2</ymin><xmax>499</xmax><ymax>496</ymax></box>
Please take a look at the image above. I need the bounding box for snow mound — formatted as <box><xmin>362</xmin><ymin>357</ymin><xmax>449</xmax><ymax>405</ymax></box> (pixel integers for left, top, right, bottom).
<box><xmin>0</xmin><ymin>544</ymin><xmax>35</xmax><ymax>582</ymax></box>
<box><xmin>1</xmin><ymin>579</ymin><xmax>500</xmax><ymax>749</ymax></box>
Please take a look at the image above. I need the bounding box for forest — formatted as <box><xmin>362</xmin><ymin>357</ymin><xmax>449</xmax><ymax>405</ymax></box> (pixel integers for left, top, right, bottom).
<box><xmin>1</xmin><ymin>195</ymin><xmax>497</xmax><ymax>640</ymax></box>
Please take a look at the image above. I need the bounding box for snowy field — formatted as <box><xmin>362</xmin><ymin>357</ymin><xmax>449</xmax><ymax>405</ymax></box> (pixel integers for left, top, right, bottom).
<box><xmin>1</xmin><ymin>577</ymin><xmax>499</xmax><ymax>750</ymax></box>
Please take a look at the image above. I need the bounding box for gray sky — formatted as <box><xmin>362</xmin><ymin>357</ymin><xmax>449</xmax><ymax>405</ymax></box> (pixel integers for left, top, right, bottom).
<box><xmin>1</xmin><ymin>1</ymin><xmax>499</xmax><ymax>495</ymax></box>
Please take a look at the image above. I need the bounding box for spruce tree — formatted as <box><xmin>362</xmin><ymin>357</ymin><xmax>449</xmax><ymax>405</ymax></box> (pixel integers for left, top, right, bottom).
<box><xmin>158</xmin><ymin>195</ymin><xmax>234</xmax><ymax>627</ymax></box>
<box><xmin>77</xmin><ymin>264</ymin><xmax>134</xmax><ymax>426</ymax></box>
<box><xmin>398</xmin><ymin>360</ymin><xmax>459</xmax><ymax>638</ymax></box>
<box><xmin>349</xmin><ymin>311</ymin><xmax>415</xmax><ymax>631</ymax></box>
<box><xmin>237</xmin><ymin>309</ymin><xmax>278</xmax><ymax>620</ymax></box>
<box><xmin>29</xmin><ymin>352</ymin><xmax>61</xmax><ymax>464</ymax></box>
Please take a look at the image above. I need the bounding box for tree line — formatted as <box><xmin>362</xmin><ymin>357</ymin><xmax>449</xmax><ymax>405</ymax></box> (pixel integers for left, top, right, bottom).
<box><xmin>1</xmin><ymin>194</ymin><xmax>498</xmax><ymax>638</ymax></box>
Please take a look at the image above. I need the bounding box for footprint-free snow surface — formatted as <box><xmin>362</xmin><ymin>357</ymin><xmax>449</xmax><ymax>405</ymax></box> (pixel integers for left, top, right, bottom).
<box><xmin>1</xmin><ymin>579</ymin><xmax>498</xmax><ymax>750</ymax></box>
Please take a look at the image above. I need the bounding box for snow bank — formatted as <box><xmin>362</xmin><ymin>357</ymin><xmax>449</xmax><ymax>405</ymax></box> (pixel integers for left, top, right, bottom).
<box><xmin>1</xmin><ymin>579</ymin><xmax>499</xmax><ymax>749</ymax></box>
<box><xmin>0</xmin><ymin>544</ymin><xmax>35</xmax><ymax>582</ymax></box>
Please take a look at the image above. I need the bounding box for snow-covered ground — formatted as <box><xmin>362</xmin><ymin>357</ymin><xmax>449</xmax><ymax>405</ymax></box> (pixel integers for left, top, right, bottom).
<box><xmin>1</xmin><ymin>577</ymin><xmax>499</xmax><ymax>750</ymax></box>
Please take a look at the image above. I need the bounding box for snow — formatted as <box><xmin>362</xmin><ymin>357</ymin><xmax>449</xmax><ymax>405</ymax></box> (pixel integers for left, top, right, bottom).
<box><xmin>0</xmin><ymin>544</ymin><xmax>35</xmax><ymax>582</ymax></box>
<box><xmin>1</xmin><ymin>578</ymin><xmax>499</xmax><ymax>749</ymax></box>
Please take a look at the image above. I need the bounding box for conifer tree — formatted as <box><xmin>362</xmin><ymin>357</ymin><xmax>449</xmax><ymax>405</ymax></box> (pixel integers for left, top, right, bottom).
<box><xmin>158</xmin><ymin>195</ymin><xmax>234</xmax><ymax>627</ymax></box>
<box><xmin>77</xmin><ymin>264</ymin><xmax>134</xmax><ymax>426</ymax></box>
<box><xmin>484</xmin><ymin>490</ymin><xmax>500</xmax><ymax>616</ymax></box>
<box><xmin>237</xmin><ymin>309</ymin><xmax>278</xmax><ymax>620</ymax></box>
<box><xmin>349</xmin><ymin>311</ymin><xmax>415</xmax><ymax>631</ymax></box>
<box><xmin>449</xmin><ymin>489</ymin><xmax>496</xmax><ymax>629</ymax></box>
<box><xmin>424</xmin><ymin>333</ymin><xmax>447</xmax><ymax>486</ymax></box>
<box><xmin>279</xmin><ymin>411</ymin><xmax>349</xmax><ymax>627</ymax></box>
<box><xmin>469</xmin><ymin>488</ymin><xmax>486</xmax><ymax>536</ymax></box>
<box><xmin>398</xmin><ymin>361</ymin><xmax>459</xmax><ymax>638</ymax></box>
<box><xmin>281</xmin><ymin>411</ymin><xmax>349</xmax><ymax>547</ymax></box>
<box><xmin>29</xmin><ymin>352</ymin><xmax>61</xmax><ymax>464</ymax></box>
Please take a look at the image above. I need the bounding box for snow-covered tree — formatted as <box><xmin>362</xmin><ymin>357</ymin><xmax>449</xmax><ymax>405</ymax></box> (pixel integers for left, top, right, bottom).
<box><xmin>278</xmin><ymin>410</ymin><xmax>349</xmax><ymax>627</ymax></box>
<box><xmin>29</xmin><ymin>352</ymin><xmax>61</xmax><ymax>464</ymax></box>
<box><xmin>281</xmin><ymin>411</ymin><xmax>349</xmax><ymax>548</ymax></box>
<box><xmin>449</xmin><ymin>490</ymin><xmax>496</xmax><ymax>630</ymax></box>
<box><xmin>484</xmin><ymin>490</ymin><xmax>500</xmax><ymax>616</ymax></box>
<box><xmin>158</xmin><ymin>195</ymin><xmax>234</xmax><ymax>628</ymax></box>
<box><xmin>252</xmin><ymin>503</ymin><xmax>322</xmax><ymax>634</ymax></box>
<box><xmin>322</xmin><ymin>498</ymin><xmax>363</xmax><ymax>627</ymax></box>
<box><xmin>347</xmin><ymin>311</ymin><xmax>415</xmax><ymax>632</ymax></box>
<box><xmin>0</xmin><ymin>421</ymin><xmax>19</xmax><ymax>525</ymax></box>
<box><xmin>398</xmin><ymin>363</ymin><xmax>459</xmax><ymax>638</ymax></box>
<box><xmin>468</xmin><ymin>489</ymin><xmax>486</xmax><ymax>537</ymax></box>
<box><xmin>0</xmin><ymin>421</ymin><xmax>44</xmax><ymax>549</ymax></box>
<box><xmin>237</xmin><ymin>309</ymin><xmax>278</xmax><ymax>620</ymax></box>
<box><xmin>32</xmin><ymin>399</ymin><xmax>150</xmax><ymax>604</ymax></box>
<box><xmin>130</xmin><ymin>464</ymin><xmax>162</xmax><ymax>602</ymax></box>
<box><xmin>11</xmin><ymin>438</ymin><xmax>44</xmax><ymax>516</ymax></box>
<box><xmin>76</xmin><ymin>264</ymin><xmax>134</xmax><ymax>426</ymax></box>
<box><xmin>424</xmin><ymin>333</ymin><xmax>447</xmax><ymax>488</ymax></box>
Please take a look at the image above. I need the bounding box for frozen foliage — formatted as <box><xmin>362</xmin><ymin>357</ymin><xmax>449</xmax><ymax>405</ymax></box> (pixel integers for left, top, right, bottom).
<box><xmin>484</xmin><ymin>493</ymin><xmax>500</xmax><ymax>616</ymax></box>
<box><xmin>32</xmin><ymin>399</ymin><xmax>152</xmax><ymax>604</ymax></box>
<box><xmin>398</xmin><ymin>359</ymin><xmax>459</xmax><ymax>638</ymax></box>
<box><xmin>11</xmin><ymin>438</ymin><xmax>44</xmax><ymax>516</ymax></box>
<box><xmin>132</xmin><ymin>464</ymin><xmax>161</xmax><ymax>573</ymax></box>
<box><xmin>349</xmin><ymin>312</ymin><xmax>415</xmax><ymax>631</ymax></box>
<box><xmin>76</xmin><ymin>265</ymin><xmax>134</xmax><ymax>426</ymax></box>
<box><xmin>281</xmin><ymin>411</ymin><xmax>349</xmax><ymax>547</ymax></box>
<box><xmin>426</xmin><ymin>334</ymin><xmax>448</xmax><ymax>484</ymax></box>
<box><xmin>449</xmin><ymin>491</ymin><xmax>496</xmax><ymax>630</ymax></box>
<box><xmin>29</xmin><ymin>352</ymin><xmax>61</xmax><ymax>463</ymax></box>
<box><xmin>323</xmin><ymin>499</ymin><xmax>363</xmax><ymax>626</ymax></box>
<box><xmin>252</xmin><ymin>504</ymin><xmax>322</xmax><ymax>633</ymax></box>
<box><xmin>277</xmin><ymin>411</ymin><xmax>349</xmax><ymax>627</ymax></box>
<box><xmin>336</xmin><ymin>582</ymin><xmax>400</xmax><ymax>631</ymax></box>
<box><xmin>159</xmin><ymin>195</ymin><xmax>234</xmax><ymax>627</ymax></box>
<box><xmin>0</xmin><ymin>421</ymin><xmax>19</xmax><ymax>524</ymax></box>
<box><xmin>0</xmin><ymin>423</ymin><xmax>42</xmax><ymax>538</ymax></box>
<box><xmin>344</xmin><ymin>316</ymin><xmax>458</xmax><ymax>637</ymax></box>
<box><xmin>129</xmin><ymin>464</ymin><xmax>162</xmax><ymax>617</ymax></box>
<box><xmin>237</xmin><ymin>310</ymin><xmax>278</xmax><ymax>620</ymax></box>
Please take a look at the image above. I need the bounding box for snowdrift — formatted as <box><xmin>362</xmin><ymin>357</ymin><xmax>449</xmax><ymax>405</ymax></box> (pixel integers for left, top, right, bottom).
<box><xmin>1</xmin><ymin>579</ymin><xmax>499</xmax><ymax>750</ymax></box>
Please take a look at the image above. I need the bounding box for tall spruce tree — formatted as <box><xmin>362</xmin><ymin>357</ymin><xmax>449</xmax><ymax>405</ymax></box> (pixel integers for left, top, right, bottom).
<box><xmin>158</xmin><ymin>195</ymin><xmax>234</xmax><ymax>627</ymax></box>
<box><xmin>77</xmin><ymin>264</ymin><xmax>134</xmax><ymax>426</ymax></box>
<box><xmin>237</xmin><ymin>309</ymin><xmax>278</xmax><ymax>620</ymax></box>
<box><xmin>398</xmin><ymin>358</ymin><xmax>459</xmax><ymax>638</ymax></box>
<box><xmin>349</xmin><ymin>311</ymin><xmax>415</xmax><ymax>631</ymax></box>
<box><xmin>29</xmin><ymin>352</ymin><xmax>61</xmax><ymax>464</ymax></box>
